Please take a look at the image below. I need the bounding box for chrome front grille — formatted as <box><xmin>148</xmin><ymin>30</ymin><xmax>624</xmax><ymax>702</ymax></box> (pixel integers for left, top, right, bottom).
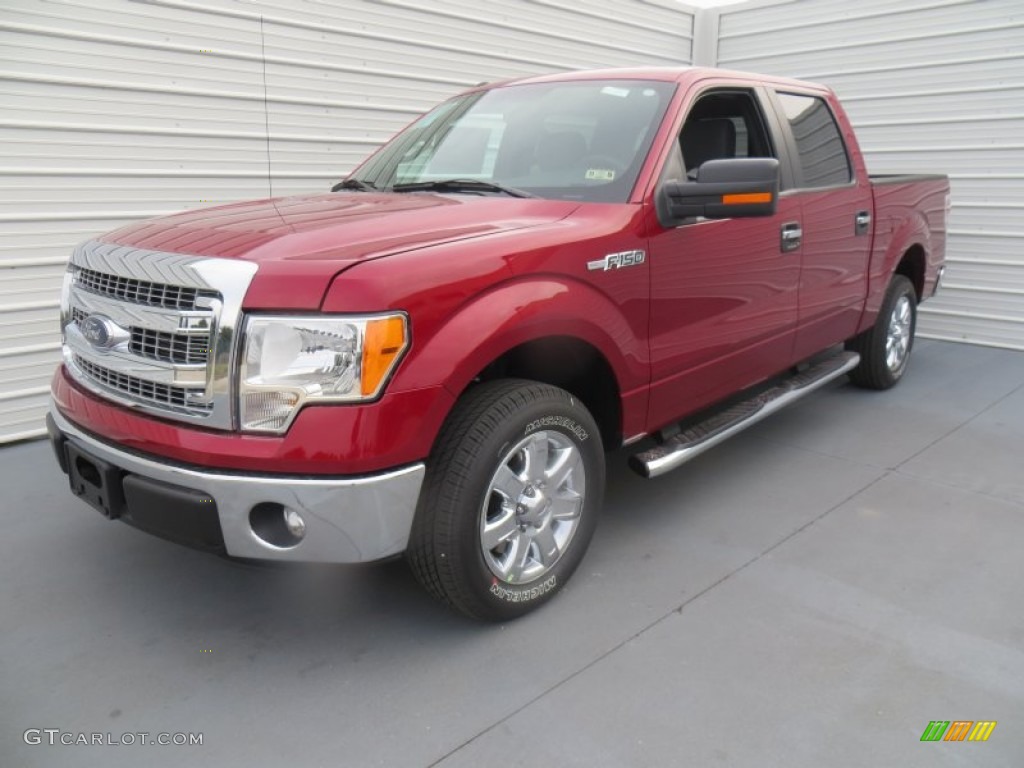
<box><xmin>61</xmin><ymin>240</ymin><xmax>258</xmax><ymax>430</ymax></box>
<box><xmin>131</xmin><ymin>326</ymin><xmax>210</xmax><ymax>365</ymax></box>
<box><xmin>76</xmin><ymin>266</ymin><xmax>217</xmax><ymax>310</ymax></box>
<box><xmin>70</xmin><ymin>307</ymin><xmax>211</xmax><ymax>365</ymax></box>
<box><xmin>73</xmin><ymin>355</ymin><xmax>212</xmax><ymax>412</ymax></box>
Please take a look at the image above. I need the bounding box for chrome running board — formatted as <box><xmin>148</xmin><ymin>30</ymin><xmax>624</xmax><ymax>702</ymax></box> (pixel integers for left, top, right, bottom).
<box><xmin>631</xmin><ymin>351</ymin><xmax>860</xmax><ymax>479</ymax></box>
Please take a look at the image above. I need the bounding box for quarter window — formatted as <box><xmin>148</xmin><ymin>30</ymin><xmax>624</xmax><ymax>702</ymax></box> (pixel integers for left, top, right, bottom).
<box><xmin>776</xmin><ymin>92</ymin><xmax>851</xmax><ymax>188</ymax></box>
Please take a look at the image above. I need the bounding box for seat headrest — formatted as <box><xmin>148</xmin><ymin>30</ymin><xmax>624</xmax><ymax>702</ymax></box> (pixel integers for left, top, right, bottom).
<box><xmin>681</xmin><ymin>118</ymin><xmax>737</xmax><ymax>172</ymax></box>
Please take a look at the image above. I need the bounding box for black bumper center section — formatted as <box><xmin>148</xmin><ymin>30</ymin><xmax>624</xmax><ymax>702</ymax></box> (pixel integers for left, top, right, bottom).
<box><xmin>48</xmin><ymin>415</ymin><xmax>226</xmax><ymax>554</ymax></box>
<box><xmin>121</xmin><ymin>475</ymin><xmax>224</xmax><ymax>554</ymax></box>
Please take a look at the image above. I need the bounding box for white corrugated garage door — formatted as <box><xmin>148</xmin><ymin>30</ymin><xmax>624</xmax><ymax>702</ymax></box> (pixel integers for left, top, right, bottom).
<box><xmin>0</xmin><ymin>0</ymin><xmax>694</xmax><ymax>443</ymax></box>
<box><xmin>711</xmin><ymin>0</ymin><xmax>1024</xmax><ymax>351</ymax></box>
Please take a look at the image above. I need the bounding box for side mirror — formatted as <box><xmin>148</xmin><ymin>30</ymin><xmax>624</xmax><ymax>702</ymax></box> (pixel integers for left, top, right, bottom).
<box><xmin>657</xmin><ymin>157</ymin><xmax>780</xmax><ymax>227</ymax></box>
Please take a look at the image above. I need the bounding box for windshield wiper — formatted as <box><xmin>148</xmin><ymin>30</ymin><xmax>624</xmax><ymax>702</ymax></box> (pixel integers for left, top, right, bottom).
<box><xmin>332</xmin><ymin>177</ymin><xmax>377</xmax><ymax>192</ymax></box>
<box><xmin>392</xmin><ymin>179</ymin><xmax>535</xmax><ymax>198</ymax></box>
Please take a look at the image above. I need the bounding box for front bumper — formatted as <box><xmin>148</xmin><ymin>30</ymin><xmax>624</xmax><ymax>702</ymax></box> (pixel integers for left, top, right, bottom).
<box><xmin>48</xmin><ymin>406</ymin><xmax>426</xmax><ymax>563</ymax></box>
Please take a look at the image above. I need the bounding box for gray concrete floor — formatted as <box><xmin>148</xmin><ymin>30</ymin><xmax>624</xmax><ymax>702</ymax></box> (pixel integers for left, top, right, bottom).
<box><xmin>2</xmin><ymin>339</ymin><xmax>1022</xmax><ymax>767</ymax></box>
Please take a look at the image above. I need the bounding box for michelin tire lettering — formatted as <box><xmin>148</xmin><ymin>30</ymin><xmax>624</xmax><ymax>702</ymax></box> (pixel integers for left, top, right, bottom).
<box><xmin>490</xmin><ymin>575</ymin><xmax>558</xmax><ymax>602</ymax></box>
<box><xmin>525</xmin><ymin>416</ymin><xmax>589</xmax><ymax>441</ymax></box>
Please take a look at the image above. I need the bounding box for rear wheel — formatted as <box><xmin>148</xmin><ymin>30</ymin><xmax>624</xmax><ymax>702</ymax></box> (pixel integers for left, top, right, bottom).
<box><xmin>847</xmin><ymin>274</ymin><xmax>917</xmax><ymax>390</ymax></box>
<box><xmin>407</xmin><ymin>379</ymin><xmax>604</xmax><ymax>621</ymax></box>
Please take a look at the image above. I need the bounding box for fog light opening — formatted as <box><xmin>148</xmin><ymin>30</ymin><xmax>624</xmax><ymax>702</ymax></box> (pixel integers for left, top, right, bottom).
<box><xmin>249</xmin><ymin>502</ymin><xmax>306</xmax><ymax>548</ymax></box>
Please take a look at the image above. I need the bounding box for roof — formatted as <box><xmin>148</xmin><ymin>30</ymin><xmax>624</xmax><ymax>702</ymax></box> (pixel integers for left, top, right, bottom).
<box><xmin>474</xmin><ymin>66</ymin><xmax>828</xmax><ymax>94</ymax></box>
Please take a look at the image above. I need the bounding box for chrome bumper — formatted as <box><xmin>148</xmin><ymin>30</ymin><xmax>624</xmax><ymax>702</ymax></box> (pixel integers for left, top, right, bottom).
<box><xmin>49</xmin><ymin>406</ymin><xmax>425</xmax><ymax>563</ymax></box>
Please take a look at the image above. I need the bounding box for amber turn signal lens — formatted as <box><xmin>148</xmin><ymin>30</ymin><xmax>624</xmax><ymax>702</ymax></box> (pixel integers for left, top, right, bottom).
<box><xmin>361</xmin><ymin>315</ymin><xmax>407</xmax><ymax>396</ymax></box>
<box><xmin>722</xmin><ymin>192</ymin><xmax>773</xmax><ymax>205</ymax></box>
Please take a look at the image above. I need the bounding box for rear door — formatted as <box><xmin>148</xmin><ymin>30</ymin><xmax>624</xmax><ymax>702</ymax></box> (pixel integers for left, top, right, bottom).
<box><xmin>768</xmin><ymin>90</ymin><xmax>873</xmax><ymax>359</ymax></box>
<box><xmin>645</xmin><ymin>84</ymin><xmax>802</xmax><ymax>430</ymax></box>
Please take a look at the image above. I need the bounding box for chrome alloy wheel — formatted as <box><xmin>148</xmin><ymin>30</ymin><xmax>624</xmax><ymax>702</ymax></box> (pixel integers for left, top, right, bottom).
<box><xmin>480</xmin><ymin>430</ymin><xmax>586</xmax><ymax>584</ymax></box>
<box><xmin>885</xmin><ymin>295</ymin><xmax>913</xmax><ymax>373</ymax></box>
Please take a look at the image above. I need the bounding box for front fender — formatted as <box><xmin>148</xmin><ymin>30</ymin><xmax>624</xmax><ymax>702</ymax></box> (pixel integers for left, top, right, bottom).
<box><xmin>395</xmin><ymin>276</ymin><xmax>646</xmax><ymax>395</ymax></box>
<box><xmin>387</xmin><ymin>276</ymin><xmax>648</xmax><ymax>441</ymax></box>
<box><xmin>320</xmin><ymin>203</ymin><xmax>651</xmax><ymax>450</ymax></box>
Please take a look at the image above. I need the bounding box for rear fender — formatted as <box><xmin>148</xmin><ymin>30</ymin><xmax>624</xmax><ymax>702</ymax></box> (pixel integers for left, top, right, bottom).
<box><xmin>859</xmin><ymin>210</ymin><xmax>930</xmax><ymax>333</ymax></box>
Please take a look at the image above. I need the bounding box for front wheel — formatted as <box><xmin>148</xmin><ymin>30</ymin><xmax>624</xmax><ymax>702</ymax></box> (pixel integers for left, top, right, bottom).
<box><xmin>407</xmin><ymin>379</ymin><xmax>604</xmax><ymax>621</ymax></box>
<box><xmin>846</xmin><ymin>274</ymin><xmax>917</xmax><ymax>390</ymax></box>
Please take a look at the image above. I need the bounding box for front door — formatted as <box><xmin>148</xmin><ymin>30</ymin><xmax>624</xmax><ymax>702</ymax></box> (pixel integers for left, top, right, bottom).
<box><xmin>646</xmin><ymin>87</ymin><xmax>801</xmax><ymax>432</ymax></box>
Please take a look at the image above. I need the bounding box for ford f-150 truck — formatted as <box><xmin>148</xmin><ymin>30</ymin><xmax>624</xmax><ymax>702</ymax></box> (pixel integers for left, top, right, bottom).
<box><xmin>47</xmin><ymin>67</ymin><xmax>948</xmax><ymax>620</ymax></box>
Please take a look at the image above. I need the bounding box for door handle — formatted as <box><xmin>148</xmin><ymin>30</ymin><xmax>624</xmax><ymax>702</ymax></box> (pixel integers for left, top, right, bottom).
<box><xmin>855</xmin><ymin>210</ymin><xmax>871</xmax><ymax>236</ymax></box>
<box><xmin>780</xmin><ymin>222</ymin><xmax>802</xmax><ymax>253</ymax></box>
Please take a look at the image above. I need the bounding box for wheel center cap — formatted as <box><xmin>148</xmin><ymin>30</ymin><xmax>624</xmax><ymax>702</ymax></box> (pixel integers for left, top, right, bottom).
<box><xmin>516</xmin><ymin>486</ymin><xmax>548</xmax><ymax>524</ymax></box>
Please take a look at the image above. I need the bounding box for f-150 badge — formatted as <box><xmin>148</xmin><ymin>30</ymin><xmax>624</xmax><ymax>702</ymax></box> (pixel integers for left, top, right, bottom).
<box><xmin>587</xmin><ymin>249</ymin><xmax>646</xmax><ymax>272</ymax></box>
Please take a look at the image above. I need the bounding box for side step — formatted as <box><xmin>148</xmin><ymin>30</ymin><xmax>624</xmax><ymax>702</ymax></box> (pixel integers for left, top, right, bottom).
<box><xmin>630</xmin><ymin>351</ymin><xmax>860</xmax><ymax>479</ymax></box>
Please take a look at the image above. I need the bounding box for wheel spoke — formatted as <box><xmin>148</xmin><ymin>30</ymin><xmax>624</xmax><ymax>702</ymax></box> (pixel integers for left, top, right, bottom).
<box><xmin>524</xmin><ymin>434</ymin><xmax>549</xmax><ymax>481</ymax></box>
<box><xmin>506</xmin><ymin>533</ymin><xmax>534</xmax><ymax>581</ymax></box>
<box><xmin>545</xmin><ymin>447</ymin><xmax>580</xmax><ymax>491</ymax></box>
<box><xmin>898</xmin><ymin>299</ymin><xmax>911</xmax><ymax>326</ymax></box>
<box><xmin>491</xmin><ymin>464</ymin><xmax>526</xmax><ymax>502</ymax></box>
<box><xmin>532</xmin><ymin>523</ymin><xmax>560</xmax><ymax>567</ymax></box>
<box><xmin>482</xmin><ymin>506</ymin><xmax>519</xmax><ymax>551</ymax></box>
<box><xmin>549</xmin><ymin>490</ymin><xmax>583</xmax><ymax>521</ymax></box>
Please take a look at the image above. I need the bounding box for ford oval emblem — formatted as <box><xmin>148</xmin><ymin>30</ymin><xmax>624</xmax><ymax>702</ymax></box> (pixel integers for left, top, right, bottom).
<box><xmin>80</xmin><ymin>314</ymin><xmax>116</xmax><ymax>348</ymax></box>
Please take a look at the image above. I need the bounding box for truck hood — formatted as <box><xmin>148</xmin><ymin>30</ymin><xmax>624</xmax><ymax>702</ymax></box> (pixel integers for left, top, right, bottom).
<box><xmin>101</xmin><ymin>191</ymin><xmax>580</xmax><ymax>308</ymax></box>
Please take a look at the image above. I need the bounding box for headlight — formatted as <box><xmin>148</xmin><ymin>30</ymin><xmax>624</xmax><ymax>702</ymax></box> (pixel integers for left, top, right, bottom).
<box><xmin>240</xmin><ymin>313</ymin><xmax>408</xmax><ymax>433</ymax></box>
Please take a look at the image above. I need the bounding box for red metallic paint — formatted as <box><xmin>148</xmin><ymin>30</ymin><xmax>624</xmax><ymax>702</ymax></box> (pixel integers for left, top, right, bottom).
<box><xmin>788</xmin><ymin>91</ymin><xmax>874</xmax><ymax>357</ymax></box>
<box><xmin>53</xmin><ymin>366</ymin><xmax>452</xmax><ymax>474</ymax></box>
<box><xmin>644</xmin><ymin>201</ymin><xmax>803</xmax><ymax>430</ymax></box>
<box><xmin>860</xmin><ymin>180</ymin><xmax>947</xmax><ymax>332</ymax></box>
<box><xmin>102</xmin><ymin>193</ymin><xmax>582</xmax><ymax>310</ymax></box>
<box><xmin>55</xmin><ymin>67</ymin><xmax>947</xmax><ymax>475</ymax></box>
<box><xmin>321</xmin><ymin>203</ymin><xmax>653</xmax><ymax>438</ymax></box>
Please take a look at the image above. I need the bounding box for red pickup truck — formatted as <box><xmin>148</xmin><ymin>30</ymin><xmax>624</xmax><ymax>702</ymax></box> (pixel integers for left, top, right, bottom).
<box><xmin>48</xmin><ymin>67</ymin><xmax>948</xmax><ymax>620</ymax></box>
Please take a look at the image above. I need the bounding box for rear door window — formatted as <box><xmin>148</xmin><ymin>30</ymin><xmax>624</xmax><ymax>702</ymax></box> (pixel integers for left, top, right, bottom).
<box><xmin>775</xmin><ymin>92</ymin><xmax>851</xmax><ymax>188</ymax></box>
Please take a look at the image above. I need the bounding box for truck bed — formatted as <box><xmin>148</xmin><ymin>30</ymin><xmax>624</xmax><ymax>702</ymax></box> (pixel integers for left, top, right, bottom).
<box><xmin>870</xmin><ymin>173</ymin><xmax>948</xmax><ymax>186</ymax></box>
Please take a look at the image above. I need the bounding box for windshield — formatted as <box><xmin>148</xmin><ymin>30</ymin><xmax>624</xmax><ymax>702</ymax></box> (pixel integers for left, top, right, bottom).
<box><xmin>349</xmin><ymin>79</ymin><xmax>676</xmax><ymax>203</ymax></box>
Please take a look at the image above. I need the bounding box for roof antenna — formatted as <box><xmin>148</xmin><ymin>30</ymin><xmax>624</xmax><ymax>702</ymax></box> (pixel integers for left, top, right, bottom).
<box><xmin>259</xmin><ymin>15</ymin><xmax>273</xmax><ymax>198</ymax></box>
